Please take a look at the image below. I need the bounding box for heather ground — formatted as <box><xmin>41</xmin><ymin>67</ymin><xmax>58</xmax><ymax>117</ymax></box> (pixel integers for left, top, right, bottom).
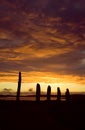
<box><xmin>0</xmin><ymin>98</ymin><xmax>85</xmax><ymax>130</ymax></box>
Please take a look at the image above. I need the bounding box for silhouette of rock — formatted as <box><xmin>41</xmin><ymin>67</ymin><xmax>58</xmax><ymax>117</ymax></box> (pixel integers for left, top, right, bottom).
<box><xmin>16</xmin><ymin>72</ymin><xmax>21</xmax><ymax>102</ymax></box>
<box><xmin>36</xmin><ymin>83</ymin><xmax>41</xmax><ymax>102</ymax></box>
<box><xmin>65</xmin><ymin>88</ymin><xmax>71</xmax><ymax>103</ymax></box>
<box><xmin>57</xmin><ymin>87</ymin><xmax>61</xmax><ymax>102</ymax></box>
<box><xmin>47</xmin><ymin>85</ymin><xmax>51</xmax><ymax>101</ymax></box>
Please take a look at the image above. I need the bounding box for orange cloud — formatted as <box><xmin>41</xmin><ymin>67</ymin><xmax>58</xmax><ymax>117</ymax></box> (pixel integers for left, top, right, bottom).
<box><xmin>0</xmin><ymin>0</ymin><xmax>85</xmax><ymax>92</ymax></box>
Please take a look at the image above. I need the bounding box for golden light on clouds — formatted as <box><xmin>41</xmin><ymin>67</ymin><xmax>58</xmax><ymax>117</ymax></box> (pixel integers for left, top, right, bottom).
<box><xmin>0</xmin><ymin>0</ymin><xmax>85</xmax><ymax>93</ymax></box>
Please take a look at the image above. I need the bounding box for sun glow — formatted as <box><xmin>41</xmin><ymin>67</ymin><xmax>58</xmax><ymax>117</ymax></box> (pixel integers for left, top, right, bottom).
<box><xmin>0</xmin><ymin>71</ymin><xmax>85</xmax><ymax>94</ymax></box>
<box><xmin>0</xmin><ymin>81</ymin><xmax>85</xmax><ymax>94</ymax></box>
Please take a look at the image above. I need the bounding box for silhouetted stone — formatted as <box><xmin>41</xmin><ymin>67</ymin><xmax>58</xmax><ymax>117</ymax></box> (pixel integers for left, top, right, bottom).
<box><xmin>65</xmin><ymin>88</ymin><xmax>70</xmax><ymax>103</ymax></box>
<box><xmin>16</xmin><ymin>72</ymin><xmax>21</xmax><ymax>102</ymax></box>
<box><xmin>47</xmin><ymin>85</ymin><xmax>51</xmax><ymax>101</ymax></box>
<box><xmin>36</xmin><ymin>83</ymin><xmax>41</xmax><ymax>102</ymax></box>
<box><xmin>57</xmin><ymin>87</ymin><xmax>61</xmax><ymax>102</ymax></box>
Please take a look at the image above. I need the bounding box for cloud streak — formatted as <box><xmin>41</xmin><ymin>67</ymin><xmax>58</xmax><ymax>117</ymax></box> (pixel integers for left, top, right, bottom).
<box><xmin>0</xmin><ymin>0</ymin><xmax>85</xmax><ymax>86</ymax></box>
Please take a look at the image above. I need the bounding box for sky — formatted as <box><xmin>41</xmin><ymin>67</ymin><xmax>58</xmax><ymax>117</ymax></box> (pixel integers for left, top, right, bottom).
<box><xmin>0</xmin><ymin>0</ymin><xmax>85</xmax><ymax>93</ymax></box>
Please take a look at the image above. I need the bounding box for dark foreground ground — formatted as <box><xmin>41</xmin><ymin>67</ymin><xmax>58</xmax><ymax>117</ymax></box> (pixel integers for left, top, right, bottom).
<box><xmin>0</xmin><ymin>100</ymin><xmax>85</xmax><ymax>130</ymax></box>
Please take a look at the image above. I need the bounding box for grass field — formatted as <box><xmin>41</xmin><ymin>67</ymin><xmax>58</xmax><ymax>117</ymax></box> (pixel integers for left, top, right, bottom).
<box><xmin>0</xmin><ymin>96</ymin><xmax>85</xmax><ymax>130</ymax></box>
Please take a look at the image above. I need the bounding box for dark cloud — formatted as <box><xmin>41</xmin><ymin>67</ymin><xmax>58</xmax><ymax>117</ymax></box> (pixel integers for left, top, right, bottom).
<box><xmin>0</xmin><ymin>0</ymin><xmax>85</xmax><ymax>83</ymax></box>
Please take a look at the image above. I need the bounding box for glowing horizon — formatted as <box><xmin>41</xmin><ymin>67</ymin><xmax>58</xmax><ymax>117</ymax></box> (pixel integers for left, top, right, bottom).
<box><xmin>0</xmin><ymin>71</ymin><xmax>85</xmax><ymax>93</ymax></box>
<box><xmin>0</xmin><ymin>0</ymin><xmax>85</xmax><ymax>93</ymax></box>
<box><xmin>0</xmin><ymin>82</ymin><xmax>85</xmax><ymax>93</ymax></box>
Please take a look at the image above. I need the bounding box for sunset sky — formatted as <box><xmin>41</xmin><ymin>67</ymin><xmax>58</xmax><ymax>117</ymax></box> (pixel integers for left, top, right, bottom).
<box><xmin>0</xmin><ymin>0</ymin><xmax>85</xmax><ymax>93</ymax></box>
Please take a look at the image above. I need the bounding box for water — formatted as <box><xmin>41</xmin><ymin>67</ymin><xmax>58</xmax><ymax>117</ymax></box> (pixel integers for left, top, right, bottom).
<box><xmin>0</xmin><ymin>96</ymin><xmax>65</xmax><ymax>101</ymax></box>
